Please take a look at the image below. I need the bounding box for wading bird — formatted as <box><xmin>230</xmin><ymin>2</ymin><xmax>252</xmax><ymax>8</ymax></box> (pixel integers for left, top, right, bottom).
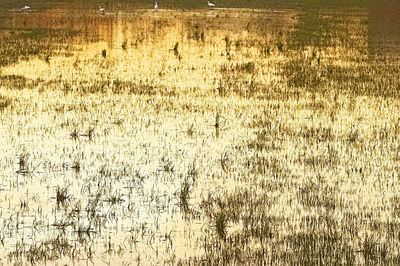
<box><xmin>21</xmin><ymin>5</ymin><xmax>31</xmax><ymax>11</ymax></box>
<box><xmin>155</xmin><ymin>1</ymin><xmax>158</xmax><ymax>14</ymax></box>
<box><xmin>207</xmin><ymin>1</ymin><xmax>215</xmax><ymax>7</ymax></box>
<box><xmin>99</xmin><ymin>6</ymin><xmax>105</xmax><ymax>15</ymax></box>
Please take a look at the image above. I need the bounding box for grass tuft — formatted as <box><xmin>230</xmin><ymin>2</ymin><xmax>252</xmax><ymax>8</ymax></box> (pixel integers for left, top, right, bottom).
<box><xmin>215</xmin><ymin>212</ymin><xmax>226</xmax><ymax>240</ymax></box>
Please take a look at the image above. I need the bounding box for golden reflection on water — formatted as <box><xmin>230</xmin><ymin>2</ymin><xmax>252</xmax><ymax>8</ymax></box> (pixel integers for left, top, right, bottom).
<box><xmin>0</xmin><ymin>8</ymin><xmax>297</xmax><ymax>48</ymax></box>
<box><xmin>0</xmin><ymin>8</ymin><xmax>299</xmax><ymax>264</ymax></box>
<box><xmin>1</xmin><ymin>5</ymin><xmax>400</xmax><ymax>265</ymax></box>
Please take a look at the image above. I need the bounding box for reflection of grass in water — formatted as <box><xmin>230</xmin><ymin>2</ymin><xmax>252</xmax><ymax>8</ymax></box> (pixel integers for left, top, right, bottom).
<box><xmin>283</xmin><ymin>52</ymin><xmax>400</xmax><ymax>97</ymax></box>
<box><xmin>0</xmin><ymin>95</ymin><xmax>11</xmax><ymax>111</ymax></box>
<box><xmin>288</xmin><ymin>9</ymin><xmax>337</xmax><ymax>49</ymax></box>
<box><xmin>2</xmin><ymin>7</ymin><xmax>400</xmax><ymax>265</ymax></box>
<box><xmin>0</xmin><ymin>28</ymin><xmax>78</xmax><ymax>66</ymax></box>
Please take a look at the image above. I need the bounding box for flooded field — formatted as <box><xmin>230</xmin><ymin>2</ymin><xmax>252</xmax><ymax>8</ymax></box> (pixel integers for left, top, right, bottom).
<box><xmin>1</xmin><ymin>1</ymin><xmax>400</xmax><ymax>265</ymax></box>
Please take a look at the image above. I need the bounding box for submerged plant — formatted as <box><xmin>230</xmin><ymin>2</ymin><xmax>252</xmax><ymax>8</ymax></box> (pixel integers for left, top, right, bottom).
<box><xmin>179</xmin><ymin>178</ymin><xmax>191</xmax><ymax>215</ymax></box>
<box><xmin>215</xmin><ymin>212</ymin><xmax>226</xmax><ymax>240</ymax></box>
<box><xmin>55</xmin><ymin>186</ymin><xmax>71</xmax><ymax>209</ymax></box>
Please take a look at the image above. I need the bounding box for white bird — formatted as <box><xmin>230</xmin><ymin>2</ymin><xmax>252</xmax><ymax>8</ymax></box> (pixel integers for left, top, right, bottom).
<box><xmin>155</xmin><ymin>1</ymin><xmax>158</xmax><ymax>13</ymax></box>
<box><xmin>207</xmin><ymin>1</ymin><xmax>215</xmax><ymax>7</ymax></box>
<box><xmin>99</xmin><ymin>6</ymin><xmax>105</xmax><ymax>15</ymax></box>
<box><xmin>21</xmin><ymin>5</ymin><xmax>31</xmax><ymax>11</ymax></box>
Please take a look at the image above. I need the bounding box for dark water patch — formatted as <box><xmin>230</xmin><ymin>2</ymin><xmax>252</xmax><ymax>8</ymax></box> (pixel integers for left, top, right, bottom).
<box><xmin>0</xmin><ymin>28</ymin><xmax>78</xmax><ymax>66</ymax></box>
<box><xmin>284</xmin><ymin>229</ymin><xmax>356</xmax><ymax>265</ymax></box>
<box><xmin>297</xmin><ymin>181</ymin><xmax>338</xmax><ymax>210</ymax></box>
<box><xmin>288</xmin><ymin>9</ymin><xmax>338</xmax><ymax>49</ymax></box>
<box><xmin>288</xmin><ymin>3</ymin><xmax>400</xmax><ymax>61</ymax></box>
<box><xmin>282</xmin><ymin>54</ymin><xmax>400</xmax><ymax>98</ymax></box>
<box><xmin>368</xmin><ymin>2</ymin><xmax>400</xmax><ymax>58</ymax></box>
<box><xmin>0</xmin><ymin>95</ymin><xmax>12</xmax><ymax>111</ymax></box>
<box><xmin>0</xmin><ymin>74</ymin><xmax>27</xmax><ymax>89</ymax></box>
<box><xmin>58</xmin><ymin>79</ymin><xmax>176</xmax><ymax>96</ymax></box>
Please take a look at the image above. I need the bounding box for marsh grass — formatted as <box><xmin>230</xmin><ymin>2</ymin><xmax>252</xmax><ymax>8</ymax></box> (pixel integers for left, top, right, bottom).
<box><xmin>0</xmin><ymin>28</ymin><xmax>78</xmax><ymax>67</ymax></box>
<box><xmin>55</xmin><ymin>186</ymin><xmax>71</xmax><ymax>209</ymax></box>
<box><xmin>215</xmin><ymin>212</ymin><xmax>226</xmax><ymax>240</ymax></box>
<box><xmin>1</xmin><ymin>4</ymin><xmax>400</xmax><ymax>265</ymax></box>
<box><xmin>179</xmin><ymin>178</ymin><xmax>191</xmax><ymax>215</ymax></box>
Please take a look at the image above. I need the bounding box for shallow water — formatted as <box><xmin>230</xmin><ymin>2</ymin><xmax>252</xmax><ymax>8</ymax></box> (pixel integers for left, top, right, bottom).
<box><xmin>0</xmin><ymin>3</ymin><xmax>399</xmax><ymax>60</ymax></box>
<box><xmin>1</xmin><ymin>3</ymin><xmax>400</xmax><ymax>265</ymax></box>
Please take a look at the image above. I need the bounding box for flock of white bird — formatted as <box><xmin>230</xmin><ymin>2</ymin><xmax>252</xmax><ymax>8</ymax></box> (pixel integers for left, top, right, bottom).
<box><xmin>100</xmin><ymin>1</ymin><xmax>216</xmax><ymax>15</ymax></box>
<box><xmin>20</xmin><ymin>1</ymin><xmax>216</xmax><ymax>14</ymax></box>
<box><xmin>98</xmin><ymin>1</ymin><xmax>216</xmax><ymax>15</ymax></box>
